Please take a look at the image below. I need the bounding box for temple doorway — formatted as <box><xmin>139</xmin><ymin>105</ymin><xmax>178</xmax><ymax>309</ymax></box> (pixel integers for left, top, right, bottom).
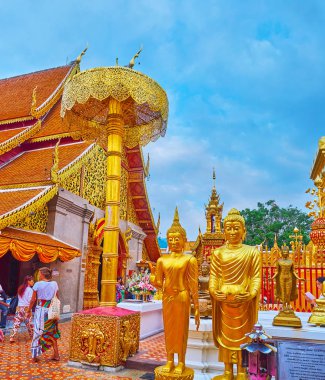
<box><xmin>0</xmin><ymin>252</ymin><xmax>41</xmax><ymax>296</ymax></box>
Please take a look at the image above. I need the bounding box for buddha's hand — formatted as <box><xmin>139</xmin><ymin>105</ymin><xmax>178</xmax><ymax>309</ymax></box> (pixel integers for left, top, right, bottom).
<box><xmin>148</xmin><ymin>262</ymin><xmax>156</xmax><ymax>275</ymax></box>
<box><xmin>194</xmin><ymin>308</ymin><xmax>200</xmax><ymax>331</ymax></box>
<box><xmin>213</xmin><ymin>290</ymin><xmax>227</xmax><ymax>301</ymax></box>
<box><xmin>234</xmin><ymin>292</ymin><xmax>254</xmax><ymax>302</ymax></box>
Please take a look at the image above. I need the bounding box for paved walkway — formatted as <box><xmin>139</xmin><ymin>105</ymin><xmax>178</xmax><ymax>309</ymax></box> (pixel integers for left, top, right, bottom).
<box><xmin>0</xmin><ymin>320</ymin><xmax>166</xmax><ymax>379</ymax></box>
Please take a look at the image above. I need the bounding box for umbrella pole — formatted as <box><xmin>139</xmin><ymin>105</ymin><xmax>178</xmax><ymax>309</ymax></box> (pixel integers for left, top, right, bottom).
<box><xmin>100</xmin><ymin>98</ymin><xmax>124</xmax><ymax>306</ymax></box>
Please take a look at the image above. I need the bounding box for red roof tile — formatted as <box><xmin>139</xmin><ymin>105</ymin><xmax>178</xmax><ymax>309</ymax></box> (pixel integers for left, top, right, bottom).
<box><xmin>32</xmin><ymin>101</ymin><xmax>79</xmax><ymax>140</ymax></box>
<box><xmin>0</xmin><ymin>141</ymin><xmax>92</xmax><ymax>187</ymax></box>
<box><xmin>0</xmin><ymin>65</ymin><xmax>73</xmax><ymax>122</ymax></box>
<box><xmin>0</xmin><ymin>187</ymin><xmax>45</xmax><ymax>215</ymax></box>
<box><xmin>0</xmin><ymin>127</ymin><xmax>26</xmax><ymax>143</ymax></box>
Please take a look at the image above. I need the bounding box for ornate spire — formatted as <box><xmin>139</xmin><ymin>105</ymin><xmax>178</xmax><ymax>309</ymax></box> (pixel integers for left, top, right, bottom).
<box><xmin>167</xmin><ymin>207</ymin><xmax>187</xmax><ymax>239</ymax></box>
<box><xmin>205</xmin><ymin>168</ymin><xmax>223</xmax><ymax>233</ymax></box>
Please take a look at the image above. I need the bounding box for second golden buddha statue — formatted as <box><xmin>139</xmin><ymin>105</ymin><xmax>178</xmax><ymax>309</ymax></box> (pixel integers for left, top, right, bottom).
<box><xmin>271</xmin><ymin>245</ymin><xmax>303</xmax><ymax>327</ymax></box>
<box><xmin>209</xmin><ymin>208</ymin><xmax>261</xmax><ymax>380</ymax></box>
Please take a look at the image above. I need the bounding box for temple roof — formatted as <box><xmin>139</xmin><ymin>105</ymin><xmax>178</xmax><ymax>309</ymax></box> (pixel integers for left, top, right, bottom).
<box><xmin>0</xmin><ymin>127</ymin><xmax>26</xmax><ymax>143</ymax></box>
<box><xmin>0</xmin><ymin>187</ymin><xmax>48</xmax><ymax>216</ymax></box>
<box><xmin>127</xmin><ymin>146</ymin><xmax>161</xmax><ymax>261</ymax></box>
<box><xmin>0</xmin><ymin>186</ymin><xmax>58</xmax><ymax>230</ymax></box>
<box><xmin>31</xmin><ymin>101</ymin><xmax>79</xmax><ymax>142</ymax></box>
<box><xmin>0</xmin><ymin>141</ymin><xmax>92</xmax><ymax>188</ymax></box>
<box><xmin>0</xmin><ymin>65</ymin><xmax>75</xmax><ymax>122</ymax></box>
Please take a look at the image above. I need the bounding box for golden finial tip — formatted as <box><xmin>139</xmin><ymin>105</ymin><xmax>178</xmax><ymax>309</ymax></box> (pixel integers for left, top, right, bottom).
<box><xmin>174</xmin><ymin>206</ymin><xmax>179</xmax><ymax>221</ymax></box>
<box><xmin>76</xmin><ymin>46</ymin><xmax>88</xmax><ymax>64</ymax></box>
<box><xmin>167</xmin><ymin>207</ymin><xmax>186</xmax><ymax>239</ymax></box>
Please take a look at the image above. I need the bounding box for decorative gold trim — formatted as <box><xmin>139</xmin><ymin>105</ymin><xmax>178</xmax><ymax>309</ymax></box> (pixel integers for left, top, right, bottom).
<box><xmin>57</xmin><ymin>143</ymin><xmax>97</xmax><ymax>182</ymax></box>
<box><xmin>30</xmin><ymin>132</ymin><xmax>72</xmax><ymax>143</ymax></box>
<box><xmin>0</xmin><ymin>182</ymin><xmax>51</xmax><ymax>190</ymax></box>
<box><xmin>30</xmin><ymin>63</ymin><xmax>79</xmax><ymax>119</ymax></box>
<box><xmin>0</xmin><ymin>116</ymin><xmax>34</xmax><ymax>126</ymax></box>
<box><xmin>0</xmin><ymin>186</ymin><xmax>58</xmax><ymax>230</ymax></box>
<box><xmin>0</xmin><ymin>120</ymin><xmax>42</xmax><ymax>155</ymax></box>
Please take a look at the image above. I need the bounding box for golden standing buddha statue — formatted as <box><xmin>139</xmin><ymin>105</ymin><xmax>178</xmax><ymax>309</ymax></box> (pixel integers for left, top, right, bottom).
<box><xmin>150</xmin><ymin>208</ymin><xmax>200</xmax><ymax>379</ymax></box>
<box><xmin>209</xmin><ymin>209</ymin><xmax>261</xmax><ymax>380</ymax></box>
<box><xmin>271</xmin><ymin>245</ymin><xmax>304</xmax><ymax>327</ymax></box>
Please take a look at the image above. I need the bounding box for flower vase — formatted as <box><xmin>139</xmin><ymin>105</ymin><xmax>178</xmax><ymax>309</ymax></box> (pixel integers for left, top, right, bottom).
<box><xmin>143</xmin><ymin>292</ymin><xmax>148</xmax><ymax>302</ymax></box>
<box><xmin>135</xmin><ymin>293</ymin><xmax>141</xmax><ymax>300</ymax></box>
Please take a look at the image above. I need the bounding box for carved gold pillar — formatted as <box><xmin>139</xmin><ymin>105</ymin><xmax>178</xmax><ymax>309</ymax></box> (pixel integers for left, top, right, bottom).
<box><xmin>100</xmin><ymin>98</ymin><xmax>124</xmax><ymax>306</ymax></box>
<box><xmin>83</xmin><ymin>240</ymin><xmax>102</xmax><ymax>310</ymax></box>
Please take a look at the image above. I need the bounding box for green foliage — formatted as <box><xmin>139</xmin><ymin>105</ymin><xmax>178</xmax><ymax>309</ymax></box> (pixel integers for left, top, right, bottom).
<box><xmin>240</xmin><ymin>200</ymin><xmax>312</xmax><ymax>247</ymax></box>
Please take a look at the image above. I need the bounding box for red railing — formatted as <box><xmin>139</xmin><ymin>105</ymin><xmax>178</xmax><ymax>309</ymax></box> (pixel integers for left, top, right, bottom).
<box><xmin>259</xmin><ymin>243</ymin><xmax>324</xmax><ymax>312</ymax></box>
<box><xmin>261</xmin><ymin>266</ymin><xmax>325</xmax><ymax>312</ymax></box>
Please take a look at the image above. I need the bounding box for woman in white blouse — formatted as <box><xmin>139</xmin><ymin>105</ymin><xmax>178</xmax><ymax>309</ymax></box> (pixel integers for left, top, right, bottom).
<box><xmin>9</xmin><ymin>275</ymin><xmax>34</xmax><ymax>343</ymax></box>
<box><xmin>27</xmin><ymin>267</ymin><xmax>60</xmax><ymax>362</ymax></box>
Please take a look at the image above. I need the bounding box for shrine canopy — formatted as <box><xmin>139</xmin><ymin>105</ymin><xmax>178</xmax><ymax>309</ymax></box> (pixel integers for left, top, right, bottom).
<box><xmin>0</xmin><ymin>227</ymin><xmax>80</xmax><ymax>263</ymax></box>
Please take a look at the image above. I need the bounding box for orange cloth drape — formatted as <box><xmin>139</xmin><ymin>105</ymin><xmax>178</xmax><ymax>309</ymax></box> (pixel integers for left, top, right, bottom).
<box><xmin>0</xmin><ymin>236</ymin><xmax>80</xmax><ymax>263</ymax></box>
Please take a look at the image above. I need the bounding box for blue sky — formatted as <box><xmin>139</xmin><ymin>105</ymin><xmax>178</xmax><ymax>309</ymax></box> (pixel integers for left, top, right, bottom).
<box><xmin>1</xmin><ymin>1</ymin><xmax>324</xmax><ymax>240</ymax></box>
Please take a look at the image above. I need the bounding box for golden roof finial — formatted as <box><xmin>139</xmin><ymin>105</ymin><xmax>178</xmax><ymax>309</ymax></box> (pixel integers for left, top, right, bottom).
<box><xmin>76</xmin><ymin>46</ymin><xmax>88</xmax><ymax>64</ymax></box>
<box><xmin>30</xmin><ymin>86</ymin><xmax>38</xmax><ymax>116</ymax></box>
<box><xmin>128</xmin><ymin>46</ymin><xmax>143</xmax><ymax>69</ymax></box>
<box><xmin>50</xmin><ymin>139</ymin><xmax>60</xmax><ymax>184</ymax></box>
<box><xmin>156</xmin><ymin>212</ymin><xmax>161</xmax><ymax>233</ymax></box>
<box><xmin>144</xmin><ymin>153</ymin><xmax>150</xmax><ymax>178</ymax></box>
<box><xmin>167</xmin><ymin>207</ymin><xmax>187</xmax><ymax>240</ymax></box>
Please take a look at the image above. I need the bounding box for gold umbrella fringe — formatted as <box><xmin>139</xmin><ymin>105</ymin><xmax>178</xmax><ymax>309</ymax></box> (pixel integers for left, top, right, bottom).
<box><xmin>60</xmin><ymin>67</ymin><xmax>168</xmax><ymax>148</ymax></box>
<box><xmin>65</xmin><ymin>112</ymin><xmax>167</xmax><ymax>149</ymax></box>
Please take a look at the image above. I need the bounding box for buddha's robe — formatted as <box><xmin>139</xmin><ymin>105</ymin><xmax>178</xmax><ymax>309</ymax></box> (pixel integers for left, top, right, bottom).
<box><xmin>209</xmin><ymin>244</ymin><xmax>261</xmax><ymax>362</ymax></box>
<box><xmin>274</xmin><ymin>259</ymin><xmax>297</xmax><ymax>304</ymax></box>
<box><xmin>153</xmin><ymin>254</ymin><xmax>199</xmax><ymax>356</ymax></box>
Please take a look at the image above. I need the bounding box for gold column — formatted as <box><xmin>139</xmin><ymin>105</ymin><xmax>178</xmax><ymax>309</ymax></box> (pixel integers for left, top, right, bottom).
<box><xmin>100</xmin><ymin>98</ymin><xmax>124</xmax><ymax>306</ymax></box>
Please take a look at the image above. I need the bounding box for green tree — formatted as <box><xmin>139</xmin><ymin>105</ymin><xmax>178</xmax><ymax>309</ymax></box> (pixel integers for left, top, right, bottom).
<box><xmin>240</xmin><ymin>200</ymin><xmax>312</xmax><ymax>247</ymax></box>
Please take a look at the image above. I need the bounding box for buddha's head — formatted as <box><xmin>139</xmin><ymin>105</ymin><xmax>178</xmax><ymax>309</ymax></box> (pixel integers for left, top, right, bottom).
<box><xmin>201</xmin><ymin>259</ymin><xmax>210</xmax><ymax>277</ymax></box>
<box><xmin>281</xmin><ymin>244</ymin><xmax>290</xmax><ymax>258</ymax></box>
<box><xmin>223</xmin><ymin>208</ymin><xmax>246</xmax><ymax>245</ymax></box>
<box><xmin>167</xmin><ymin>207</ymin><xmax>187</xmax><ymax>253</ymax></box>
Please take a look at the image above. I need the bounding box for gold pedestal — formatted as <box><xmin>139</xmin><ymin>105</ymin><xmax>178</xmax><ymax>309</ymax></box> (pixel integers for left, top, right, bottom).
<box><xmin>272</xmin><ymin>308</ymin><xmax>302</xmax><ymax>328</ymax></box>
<box><xmin>69</xmin><ymin>307</ymin><xmax>140</xmax><ymax>367</ymax></box>
<box><xmin>154</xmin><ymin>366</ymin><xmax>194</xmax><ymax>380</ymax></box>
<box><xmin>308</xmin><ymin>298</ymin><xmax>325</xmax><ymax>326</ymax></box>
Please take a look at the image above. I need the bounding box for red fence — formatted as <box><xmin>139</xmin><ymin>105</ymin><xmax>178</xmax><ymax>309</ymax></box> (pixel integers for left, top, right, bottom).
<box><xmin>261</xmin><ymin>266</ymin><xmax>325</xmax><ymax>312</ymax></box>
<box><xmin>259</xmin><ymin>242</ymin><xmax>325</xmax><ymax>312</ymax></box>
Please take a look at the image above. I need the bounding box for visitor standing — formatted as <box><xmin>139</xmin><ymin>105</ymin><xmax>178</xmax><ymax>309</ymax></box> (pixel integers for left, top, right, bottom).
<box><xmin>9</xmin><ymin>275</ymin><xmax>34</xmax><ymax>343</ymax></box>
<box><xmin>0</xmin><ymin>284</ymin><xmax>8</xmax><ymax>329</ymax></box>
<box><xmin>27</xmin><ymin>267</ymin><xmax>60</xmax><ymax>362</ymax></box>
<box><xmin>305</xmin><ymin>276</ymin><xmax>325</xmax><ymax>307</ymax></box>
<box><xmin>116</xmin><ymin>277</ymin><xmax>125</xmax><ymax>303</ymax></box>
